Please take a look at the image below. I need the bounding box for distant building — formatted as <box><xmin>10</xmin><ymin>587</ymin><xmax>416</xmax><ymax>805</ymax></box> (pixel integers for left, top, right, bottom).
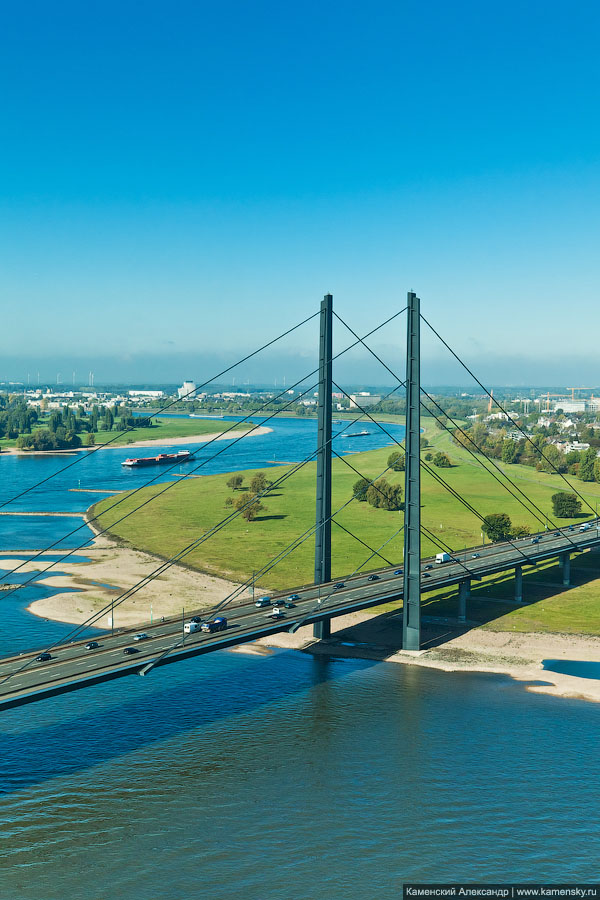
<box><xmin>128</xmin><ymin>390</ymin><xmax>164</xmax><ymax>399</ymax></box>
<box><xmin>178</xmin><ymin>381</ymin><xmax>197</xmax><ymax>400</ymax></box>
<box><xmin>349</xmin><ymin>393</ymin><xmax>381</xmax><ymax>409</ymax></box>
<box><xmin>550</xmin><ymin>399</ymin><xmax>586</xmax><ymax>414</ymax></box>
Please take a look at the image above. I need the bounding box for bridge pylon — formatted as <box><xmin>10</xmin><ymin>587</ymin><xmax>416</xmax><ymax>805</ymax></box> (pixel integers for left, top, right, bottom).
<box><xmin>402</xmin><ymin>291</ymin><xmax>421</xmax><ymax>650</ymax></box>
<box><xmin>314</xmin><ymin>293</ymin><xmax>333</xmax><ymax>639</ymax></box>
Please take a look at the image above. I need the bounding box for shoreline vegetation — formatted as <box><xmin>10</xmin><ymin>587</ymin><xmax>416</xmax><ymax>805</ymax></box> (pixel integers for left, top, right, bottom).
<box><xmin>1</xmin><ymin>423</ymin><xmax>272</xmax><ymax>455</ymax></box>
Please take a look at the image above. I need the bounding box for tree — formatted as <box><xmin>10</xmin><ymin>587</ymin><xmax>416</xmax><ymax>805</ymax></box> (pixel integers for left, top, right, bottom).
<box><xmin>352</xmin><ymin>477</ymin><xmax>370</xmax><ymax>501</ymax></box>
<box><xmin>536</xmin><ymin>443</ymin><xmax>567</xmax><ymax>474</ymax></box>
<box><xmin>595</xmin><ymin>458</ymin><xmax>600</xmax><ymax>484</ymax></box>
<box><xmin>227</xmin><ymin>474</ymin><xmax>244</xmax><ymax>491</ymax></box>
<box><xmin>501</xmin><ymin>439</ymin><xmax>517</xmax><ymax>464</ymax></box>
<box><xmin>482</xmin><ymin>513</ymin><xmax>512</xmax><ymax>542</ymax></box>
<box><xmin>420</xmin><ymin>436</ymin><xmax>429</xmax><ymax>450</ymax></box>
<box><xmin>387</xmin><ymin>451</ymin><xmax>405</xmax><ymax>472</ymax></box>
<box><xmin>552</xmin><ymin>492</ymin><xmax>582</xmax><ymax>518</ymax></box>
<box><xmin>510</xmin><ymin>524</ymin><xmax>531</xmax><ymax>538</ymax></box>
<box><xmin>432</xmin><ymin>452</ymin><xmax>451</xmax><ymax>468</ymax></box>
<box><xmin>579</xmin><ymin>447</ymin><xmax>597</xmax><ymax>482</ymax></box>
<box><xmin>85</xmin><ymin>432</ymin><xmax>95</xmax><ymax>447</ymax></box>
<box><xmin>234</xmin><ymin>492</ymin><xmax>265</xmax><ymax>521</ymax></box>
<box><xmin>250</xmin><ymin>472</ymin><xmax>268</xmax><ymax>494</ymax></box>
<box><xmin>366</xmin><ymin>478</ymin><xmax>402</xmax><ymax>510</ymax></box>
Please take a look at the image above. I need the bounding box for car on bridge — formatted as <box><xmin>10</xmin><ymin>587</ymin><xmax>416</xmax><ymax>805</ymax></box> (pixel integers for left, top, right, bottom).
<box><xmin>85</xmin><ymin>641</ymin><xmax>99</xmax><ymax>650</ymax></box>
<box><xmin>133</xmin><ymin>633</ymin><xmax>149</xmax><ymax>641</ymax></box>
<box><xmin>367</xmin><ymin>574</ymin><xmax>379</xmax><ymax>581</ymax></box>
<box><xmin>268</xmin><ymin>607</ymin><xmax>285</xmax><ymax>618</ymax></box>
<box><xmin>394</xmin><ymin>568</ymin><xmax>403</xmax><ymax>575</ymax></box>
<box><xmin>123</xmin><ymin>647</ymin><xmax>138</xmax><ymax>655</ymax></box>
<box><xmin>35</xmin><ymin>653</ymin><xmax>52</xmax><ymax>662</ymax></box>
<box><xmin>333</xmin><ymin>582</ymin><xmax>345</xmax><ymax>589</ymax></box>
<box><xmin>531</xmin><ymin>538</ymin><xmax>540</xmax><ymax>544</ymax></box>
<box><xmin>472</xmin><ymin>553</ymin><xmax>480</xmax><ymax>559</ymax></box>
<box><xmin>287</xmin><ymin>594</ymin><xmax>300</xmax><ymax>603</ymax></box>
<box><xmin>255</xmin><ymin>597</ymin><xmax>271</xmax><ymax>608</ymax></box>
<box><xmin>200</xmin><ymin>617</ymin><xmax>228</xmax><ymax>633</ymax></box>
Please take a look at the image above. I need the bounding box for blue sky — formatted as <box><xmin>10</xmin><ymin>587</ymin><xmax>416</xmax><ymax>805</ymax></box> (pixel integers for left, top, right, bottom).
<box><xmin>2</xmin><ymin>0</ymin><xmax>599</xmax><ymax>385</ymax></box>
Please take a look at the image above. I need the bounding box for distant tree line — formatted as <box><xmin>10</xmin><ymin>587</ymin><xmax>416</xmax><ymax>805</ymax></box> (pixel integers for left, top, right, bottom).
<box><xmin>452</xmin><ymin>422</ymin><xmax>600</xmax><ymax>484</ymax></box>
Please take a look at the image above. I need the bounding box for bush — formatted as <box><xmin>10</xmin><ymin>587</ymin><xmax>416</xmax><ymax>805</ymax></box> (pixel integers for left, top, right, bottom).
<box><xmin>432</xmin><ymin>452</ymin><xmax>451</xmax><ymax>468</ymax></box>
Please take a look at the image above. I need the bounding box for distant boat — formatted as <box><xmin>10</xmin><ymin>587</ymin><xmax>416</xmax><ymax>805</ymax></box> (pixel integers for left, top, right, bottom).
<box><xmin>189</xmin><ymin>414</ymin><xmax>224</xmax><ymax>419</ymax></box>
<box><xmin>341</xmin><ymin>430</ymin><xmax>371</xmax><ymax>438</ymax></box>
<box><xmin>122</xmin><ymin>451</ymin><xmax>193</xmax><ymax>468</ymax></box>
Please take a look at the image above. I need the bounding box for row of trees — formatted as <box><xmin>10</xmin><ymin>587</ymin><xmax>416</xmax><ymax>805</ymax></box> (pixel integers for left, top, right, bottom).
<box><xmin>12</xmin><ymin>402</ymin><xmax>156</xmax><ymax>451</ymax></box>
<box><xmin>225</xmin><ymin>471</ymin><xmax>270</xmax><ymax>521</ymax></box>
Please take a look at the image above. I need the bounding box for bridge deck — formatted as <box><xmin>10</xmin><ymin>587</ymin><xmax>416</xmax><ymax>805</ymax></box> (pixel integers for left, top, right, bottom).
<box><xmin>1</xmin><ymin>524</ymin><xmax>599</xmax><ymax>711</ymax></box>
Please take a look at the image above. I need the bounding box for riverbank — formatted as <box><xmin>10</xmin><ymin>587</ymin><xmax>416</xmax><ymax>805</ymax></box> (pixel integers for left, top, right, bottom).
<box><xmin>1</xmin><ymin>424</ymin><xmax>272</xmax><ymax>456</ymax></box>
<box><xmin>20</xmin><ymin>542</ymin><xmax>244</xmax><ymax>628</ymax></box>
<box><xmin>17</xmin><ymin>540</ymin><xmax>600</xmax><ymax>702</ymax></box>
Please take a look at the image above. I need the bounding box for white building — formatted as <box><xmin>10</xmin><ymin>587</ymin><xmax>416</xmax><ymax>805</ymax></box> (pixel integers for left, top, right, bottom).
<box><xmin>128</xmin><ymin>390</ymin><xmax>164</xmax><ymax>399</ymax></box>
<box><xmin>178</xmin><ymin>381</ymin><xmax>197</xmax><ymax>400</ymax></box>
<box><xmin>349</xmin><ymin>393</ymin><xmax>381</xmax><ymax>409</ymax></box>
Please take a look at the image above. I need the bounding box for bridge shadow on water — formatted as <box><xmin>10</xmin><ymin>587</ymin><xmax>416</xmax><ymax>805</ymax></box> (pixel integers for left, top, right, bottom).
<box><xmin>0</xmin><ymin>648</ymin><xmax>376</xmax><ymax>795</ymax></box>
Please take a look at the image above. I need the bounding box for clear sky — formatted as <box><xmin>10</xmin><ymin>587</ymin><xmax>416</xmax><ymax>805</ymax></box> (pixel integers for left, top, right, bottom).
<box><xmin>2</xmin><ymin>0</ymin><xmax>599</xmax><ymax>386</ymax></box>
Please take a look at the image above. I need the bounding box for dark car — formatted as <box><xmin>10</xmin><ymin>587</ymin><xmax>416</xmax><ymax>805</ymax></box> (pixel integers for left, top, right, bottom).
<box><xmin>288</xmin><ymin>594</ymin><xmax>300</xmax><ymax>602</ymax></box>
<box><xmin>367</xmin><ymin>574</ymin><xmax>379</xmax><ymax>582</ymax></box>
<box><xmin>424</xmin><ymin>564</ymin><xmax>433</xmax><ymax>570</ymax></box>
<box><xmin>35</xmin><ymin>652</ymin><xmax>52</xmax><ymax>662</ymax></box>
<box><xmin>472</xmin><ymin>553</ymin><xmax>480</xmax><ymax>559</ymax></box>
<box><xmin>200</xmin><ymin>617</ymin><xmax>228</xmax><ymax>633</ymax></box>
<box><xmin>333</xmin><ymin>582</ymin><xmax>345</xmax><ymax>589</ymax></box>
<box><xmin>394</xmin><ymin>568</ymin><xmax>403</xmax><ymax>575</ymax></box>
<box><xmin>123</xmin><ymin>647</ymin><xmax>138</xmax><ymax>655</ymax></box>
<box><xmin>190</xmin><ymin>616</ymin><xmax>203</xmax><ymax>624</ymax></box>
<box><xmin>284</xmin><ymin>601</ymin><xmax>296</xmax><ymax>609</ymax></box>
<box><xmin>84</xmin><ymin>641</ymin><xmax>99</xmax><ymax>650</ymax></box>
<box><xmin>531</xmin><ymin>538</ymin><xmax>540</xmax><ymax>544</ymax></box>
<box><xmin>422</xmin><ymin>572</ymin><xmax>430</xmax><ymax>578</ymax></box>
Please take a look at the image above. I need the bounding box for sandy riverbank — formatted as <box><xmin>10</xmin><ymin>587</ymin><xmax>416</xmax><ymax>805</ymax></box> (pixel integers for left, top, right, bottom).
<box><xmin>2</xmin><ymin>425</ymin><xmax>272</xmax><ymax>455</ymax></box>
<box><xmin>18</xmin><ymin>542</ymin><xmax>246</xmax><ymax>629</ymax></box>
<box><xmin>16</xmin><ymin>538</ymin><xmax>600</xmax><ymax>702</ymax></box>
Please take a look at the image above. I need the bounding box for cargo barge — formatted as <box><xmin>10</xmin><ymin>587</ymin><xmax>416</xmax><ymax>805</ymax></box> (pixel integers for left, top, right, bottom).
<box><xmin>122</xmin><ymin>450</ymin><xmax>193</xmax><ymax>467</ymax></box>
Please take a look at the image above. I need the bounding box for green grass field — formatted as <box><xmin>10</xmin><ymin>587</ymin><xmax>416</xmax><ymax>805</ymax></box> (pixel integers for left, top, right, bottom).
<box><xmin>92</xmin><ymin>418</ymin><xmax>600</xmax><ymax>633</ymax></box>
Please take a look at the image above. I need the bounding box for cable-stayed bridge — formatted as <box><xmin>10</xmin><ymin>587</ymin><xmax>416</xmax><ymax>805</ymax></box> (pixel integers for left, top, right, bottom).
<box><xmin>1</xmin><ymin>292</ymin><xmax>599</xmax><ymax>711</ymax></box>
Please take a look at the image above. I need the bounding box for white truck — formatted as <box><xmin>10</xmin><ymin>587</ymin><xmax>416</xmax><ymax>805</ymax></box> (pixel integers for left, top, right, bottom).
<box><xmin>435</xmin><ymin>552</ymin><xmax>451</xmax><ymax>564</ymax></box>
<box><xmin>184</xmin><ymin>621</ymin><xmax>203</xmax><ymax>634</ymax></box>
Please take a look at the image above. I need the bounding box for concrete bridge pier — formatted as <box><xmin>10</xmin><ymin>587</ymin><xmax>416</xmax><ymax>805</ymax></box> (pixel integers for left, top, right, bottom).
<box><xmin>458</xmin><ymin>579</ymin><xmax>470</xmax><ymax>622</ymax></box>
<box><xmin>561</xmin><ymin>552</ymin><xmax>571</xmax><ymax>587</ymax></box>
<box><xmin>514</xmin><ymin>565</ymin><xmax>523</xmax><ymax>604</ymax></box>
<box><xmin>314</xmin><ymin>618</ymin><xmax>331</xmax><ymax>640</ymax></box>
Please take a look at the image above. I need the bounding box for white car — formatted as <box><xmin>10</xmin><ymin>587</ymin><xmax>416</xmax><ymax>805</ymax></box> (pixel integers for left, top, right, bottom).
<box><xmin>133</xmin><ymin>633</ymin><xmax>149</xmax><ymax>641</ymax></box>
<box><xmin>267</xmin><ymin>607</ymin><xmax>285</xmax><ymax>618</ymax></box>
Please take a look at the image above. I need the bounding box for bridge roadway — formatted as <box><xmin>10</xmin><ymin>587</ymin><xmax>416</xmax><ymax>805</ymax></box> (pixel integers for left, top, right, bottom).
<box><xmin>1</xmin><ymin>522</ymin><xmax>599</xmax><ymax>711</ymax></box>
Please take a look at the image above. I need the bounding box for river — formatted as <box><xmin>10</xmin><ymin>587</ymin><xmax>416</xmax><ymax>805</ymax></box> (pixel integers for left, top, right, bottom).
<box><xmin>1</xmin><ymin>416</ymin><xmax>599</xmax><ymax>898</ymax></box>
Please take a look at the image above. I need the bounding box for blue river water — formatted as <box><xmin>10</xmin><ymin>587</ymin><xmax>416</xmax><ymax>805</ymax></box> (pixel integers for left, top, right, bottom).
<box><xmin>1</xmin><ymin>416</ymin><xmax>599</xmax><ymax>898</ymax></box>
